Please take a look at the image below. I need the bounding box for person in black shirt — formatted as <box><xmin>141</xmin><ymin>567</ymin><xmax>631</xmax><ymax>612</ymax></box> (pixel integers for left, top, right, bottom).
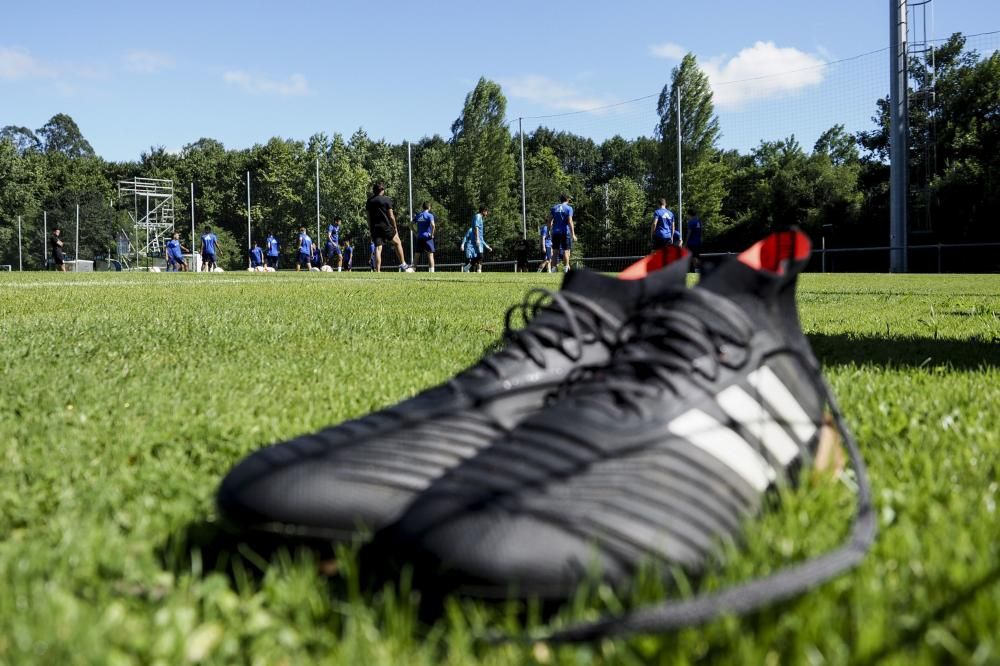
<box><xmin>365</xmin><ymin>182</ymin><xmax>412</xmax><ymax>272</ymax></box>
<box><xmin>50</xmin><ymin>228</ymin><xmax>66</xmax><ymax>272</ymax></box>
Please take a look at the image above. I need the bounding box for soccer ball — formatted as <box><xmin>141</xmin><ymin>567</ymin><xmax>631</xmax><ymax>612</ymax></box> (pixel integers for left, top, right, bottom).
<box><xmin>321</xmin><ymin>265</ymin><xmax>334</xmax><ymax>272</ymax></box>
<box><xmin>149</xmin><ymin>266</ymin><xmax>161</xmax><ymax>273</ymax></box>
<box><xmin>404</xmin><ymin>266</ymin><xmax>416</xmax><ymax>273</ymax></box>
<box><xmin>265</xmin><ymin>266</ymin><xmax>276</xmax><ymax>273</ymax></box>
<box><xmin>247</xmin><ymin>267</ymin><xmax>255</xmax><ymax>272</ymax></box>
<box><xmin>310</xmin><ymin>266</ymin><xmax>321</xmax><ymax>272</ymax></box>
<box><xmin>213</xmin><ymin>267</ymin><xmax>225</xmax><ymax>273</ymax></box>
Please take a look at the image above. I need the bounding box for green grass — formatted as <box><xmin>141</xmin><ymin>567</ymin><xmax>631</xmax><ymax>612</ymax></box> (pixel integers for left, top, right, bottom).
<box><xmin>1</xmin><ymin>271</ymin><xmax>998</xmax><ymax>665</ymax></box>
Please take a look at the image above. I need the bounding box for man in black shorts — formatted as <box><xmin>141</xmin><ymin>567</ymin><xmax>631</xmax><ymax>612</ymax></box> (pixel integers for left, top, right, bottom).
<box><xmin>365</xmin><ymin>182</ymin><xmax>412</xmax><ymax>273</ymax></box>
<box><xmin>50</xmin><ymin>228</ymin><xmax>66</xmax><ymax>272</ymax></box>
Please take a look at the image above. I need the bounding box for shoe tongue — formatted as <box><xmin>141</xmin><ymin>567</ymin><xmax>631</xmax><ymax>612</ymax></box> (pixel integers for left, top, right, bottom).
<box><xmin>559</xmin><ymin>260</ymin><xmax>688</xmax><ymax>321</ymax></box>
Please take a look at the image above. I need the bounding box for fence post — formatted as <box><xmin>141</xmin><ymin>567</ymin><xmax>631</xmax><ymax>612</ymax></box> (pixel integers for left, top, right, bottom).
<box><xmin>937</xmin><ymin>243</ymin><xmax>942</xmax><ymax>273</ymax></box>
<box><xmin>17</xmin><ymin>215</ymin><xmax>22</xmax><ymax>271</ymax></box>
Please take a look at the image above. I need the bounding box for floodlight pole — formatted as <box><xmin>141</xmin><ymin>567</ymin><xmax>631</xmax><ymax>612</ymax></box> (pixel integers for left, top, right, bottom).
<box><xmin>190</xmin><ymin>182</ymin><xmax>195</xmax><ymax>270</ymax></box>
<box><xmin>315</xmin><ymin>157</ymin><xmax>321</xmax><ymax>246</ymax></box>
<box><xmin>17</xmin><ymin>215</ymin><xmax>22</xmax><ymax>271</ymax></box>
<box><xmin>889</xmin><ymin>0</ymin><xmax>909</xmax><ymax>272</ymax></box>
<box><xmin>519</xmin><ymin>117</ymin><xmax>527</xmax><ymax>240</ymax></box>
<box><xmin>246</xmin><ymin>171</ymin><xmax>252</xmax><ymax>256</ymax></box>
<box><xmin>676</xmin><ymin>84</ymin><xmax>683</xmax><ymax>241</ymax></box>
<box><xmin>43</xmin><ymin>211</ymin><xmax>47</xmax><ymax>266</ymax></box>
<box><xmin>406</xmin><ymin>141</ymin><xmax>415</xmax><ymax>265</ymax></box>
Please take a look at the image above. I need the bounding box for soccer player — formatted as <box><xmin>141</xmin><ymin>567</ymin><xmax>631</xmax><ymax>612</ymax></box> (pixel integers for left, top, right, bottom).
<box><xmin>413</xmin><ymin>202</ymin><xmax>436</xmax><ymax>272</ymax></box>
<box><xmin>200</xmin><ymin>226</ymin><xmax>219</xmax><ymax>272</ymax></box>
<box><xmin>547</xmin><ymin>195</ymin><xmax>576</xmax><ymax>273</ymax></box>
<box><xmin>368</xmin><ymin>240</ymin><xmax>376</xmax><ymax>271</ymax></box>
<box><xmin>265</xmin><ymin>231</ymin><xmax>280</xmax><ymax>269</ymax></box>
<box><xmin>342</xmin><ymin>239</ymin><xmax>354</xmax><ymax>271</ymax></box>
<box><xmin>538</xmin><ymin>222</ymin><xmax>553</xmax><ymax>273</ymax></box>
<box><xmin>326</xmin><ymin>216</ymin><xmax>344</xmax><ymax>271</ymax></box>
<box><xmin>650</xmin><ymin>199</ymin><xmax>675</xmax><ymax>250</ymax></box>
<box><xmin>50</xmin><ymin>228</ymin><xmax>66</xmax><ymax>272</ymax></box>
<box><xmin>311</xmin><ymin>241</ymin><xmax>323</xmax><ymax>269</ymax></box>
<box><xmin>684</xmin><ymin>209</ymin><xmax>703</xmax><ymax>270</ymax></box>
<box><xmin>166</xmin><ymin>233</ymin><xmax>189</xmax><ymax>272</ymax></box>
<box><xmin>461</xmin><ymin>224</ymin><xmax>492</xmax><ymax>273</ymax></box>
<box><xmin>365</xmin><ymin>182</ymin><xmax>412</xmax><ymax>272</ymax></box>
<box><xmin>249</xmin><ymin>240</ymin><xmax>264</xmax><ymax>270</ymax></box>
<box><xmin>296</xmin><ymin>227</ymin><xmax>313</xmax><ymax>272</ymax></box>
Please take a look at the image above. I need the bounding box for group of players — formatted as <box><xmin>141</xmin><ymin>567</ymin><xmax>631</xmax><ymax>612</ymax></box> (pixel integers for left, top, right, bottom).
<box><xmin>157</xmin><ymin>183</ymin><xmax>702</xmax><ymax>274</ymax></box>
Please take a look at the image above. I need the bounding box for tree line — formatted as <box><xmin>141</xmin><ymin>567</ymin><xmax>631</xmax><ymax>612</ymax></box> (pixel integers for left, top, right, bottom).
<box><xmin>1</xmin><ymin>33</ymin><xmax>996</xmax><ymax>271</ymax></box>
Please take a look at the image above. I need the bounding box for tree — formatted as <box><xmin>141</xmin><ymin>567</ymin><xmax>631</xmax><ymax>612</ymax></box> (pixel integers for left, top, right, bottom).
<box><xmin>451</xmin><ymin>78</ymin><xmax>517</xmax><ymax>245</ymax></box>
<box><xmin>36</xmin><ymin>114</ymin><xmax>95</xmax><ymax>159</ymax></box>
<box><xmin>654</xmin><ymin>53</ymin><xmax>725</xmax><ymax>226</ymax></box>
<box><xmin>0</xmin><ymin>126</ymin><xmax>41</xmax><ymax>154</ymax></box>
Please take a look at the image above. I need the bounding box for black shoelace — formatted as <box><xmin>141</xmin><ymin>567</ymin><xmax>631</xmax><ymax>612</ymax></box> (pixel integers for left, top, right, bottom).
<box><xmin>461</xmin><ymin>288</ymin><xmax>623</xmax><ymax>383</ymax></box>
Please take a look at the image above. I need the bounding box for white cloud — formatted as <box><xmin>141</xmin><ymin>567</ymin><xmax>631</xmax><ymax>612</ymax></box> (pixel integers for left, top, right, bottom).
<box><xmin>700</xmin><ymin>41</ymin><xmax>826</xmax><ymax>109</ymax></box>
<box><xmin>124</xmin><ymin>50</ymin><xmax>174</xmax><ymax>74</ymax></box>
<box><xmin>650</xmin><ymin>42</ymin><xmax>687</xmax><ymax>60</ymax></box>
<box><xmin>0</xmin><ymin>47</ymin><xmax>56</xmax><ymax>80</ymax></box>
<box><xmin>224</xmin><ymin>70</ymin><xmax>311</xmax><ymax>96</ymax></box>
<box><xmin>500</xmin><ymin>75</ymin><xmax>617</xmax><ymax>114</ymax></box>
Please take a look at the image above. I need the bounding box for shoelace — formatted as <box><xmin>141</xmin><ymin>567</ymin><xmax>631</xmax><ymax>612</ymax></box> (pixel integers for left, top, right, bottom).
<box><xmin>462</xmin><ymin>288</ymin><xmax>623</xmax><ymax>382</ymax></box>
<box><xmin>567</xmin><ymin>288</ymin><xmax>756</xmax><ymax>417</ymax></box>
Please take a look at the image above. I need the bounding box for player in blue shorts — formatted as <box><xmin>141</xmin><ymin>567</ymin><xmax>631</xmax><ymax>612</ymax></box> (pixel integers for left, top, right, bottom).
<box><xmin>461</xmin><ymin>223</ymin><xmax>492</xmax><ymax>273</ymax></box>
<box><xmin>650</xmin><ymin>198</ymin><xmax>675</xmax><ymax>250</ymax></box>
<box><xmin>166</xmin><ymin>232</ymin><xmax>189</xmax><ymax>271</ymax></box>
<box><xmin>325</xmin><ymin>216</ymin><xmax>344</xmax><ymax>271</ymax></box>
<box><xmin>342</xmin><ymin>239</ymin><xmax>354</xmax><ymax>271</ymax></box>
<box><xmin>538</xmin><ymin>222</ymin><xmax>553</xmax><ymax>273</ymax></box>
<box><xmin>200</xmin><ymin>226</ymin><xmax>219</xmax><ymax>271</ymax></box>
<box><xmin>265</xmin><ymin>231</ymin><xmax>280</xmax><ymax>269</ymax></box>
<box><xmin>684</xmin><ymin>209</ymin><xmax>703</xmax><ymax>270</ymax></box>
<box><xmin>547</xmin><ymin>195</ymin><xmax>576</xmax><ymax>272</ymax></box>
<box><xmin>413</xmin><ymin>202</ymin><xmax>436</xmax><ymax>272</ymax></box>
<box><xmin>296</xmin><ymin>227</ymin><xmax>313</xmax><ymax>271</ymax></box>
<box><xmin>311</xmin><ymin>241</ymin><xmax>323</xmax><ymax>269</ymax></box>
<box><xmin>249</xmin><ymin>241</ymin><xmax>264</xmax><ymax>270</ymax></box>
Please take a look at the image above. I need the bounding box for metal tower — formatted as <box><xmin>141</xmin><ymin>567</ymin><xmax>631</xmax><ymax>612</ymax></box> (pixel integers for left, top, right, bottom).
<box><xmin>118</xmin><ymin>177</ymin><xmax>175</xmax><ymax>266</ymax></box>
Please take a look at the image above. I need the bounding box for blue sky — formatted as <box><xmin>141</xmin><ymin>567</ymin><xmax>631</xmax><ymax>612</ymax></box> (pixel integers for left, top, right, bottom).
<box><xmin>2</xmin><ymin>0</ymin><xmax>998</xmax><ymax>161</ymax></box>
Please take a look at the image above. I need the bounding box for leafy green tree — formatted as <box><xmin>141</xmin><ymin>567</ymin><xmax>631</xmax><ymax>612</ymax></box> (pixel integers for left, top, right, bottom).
<box><xmin>451</xmin><ymin>78</ymin><xmax>517</xmax><ymax>246</ymax></box>
<box><xmin>0</xmin><ymin>126</ymin><xmax>41</xmax><ymax>155</ymax></box>
<box><xmin>36</xmin><ymin>113</ymin><xmax>95</xmax><ymax>159</ymax></box>
<box><xmin>655</xmin><ymin>53</ymin><xmax>726</xmax><ymax>226</ymax></box>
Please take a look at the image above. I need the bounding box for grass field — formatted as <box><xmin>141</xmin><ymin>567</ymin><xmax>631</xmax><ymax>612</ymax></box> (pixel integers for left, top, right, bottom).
<box><xmin>1</xmin><ymin>270</ymin><xmax>998</xmax><ymax>665</ymax></box>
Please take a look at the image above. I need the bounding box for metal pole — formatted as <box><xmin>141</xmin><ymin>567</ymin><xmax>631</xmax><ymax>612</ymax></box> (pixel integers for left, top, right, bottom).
<box><xmin>889</xmin><ymin>0</ymin><xmax>909</xmax><ymax>272</ymax></box>
<box><xmin>822</xmin><ymin>234</ymin><xmax>827</xmax><ymax>273</ymax></box>
<box><xmin>17</xmin><ymin>215</ymin><xmax>22</xmax><ymax>271</ymax></box>
<box><xmin>676</xmin><ymin>83</ymin><xmax>683</xmax><ymax>241</ymax></box>
<box><xmin>75</xmin><ymin>204</ymin><xmax>80</xmax><ymax>264</ymax></box>
<box><xmin>43</xmin><ymin>211</ymin><xmax>47</xmax><ymax>266</ymax></box>
<box><xmin>190</xmin><ymin>182</ymin><xmax>195</xmax><ymax>271</ymax></box>
<box><xmin>519</xmin><ymin>117</ymin><xmax>527</xmax><ymax>239</ymax></box>
<box><xmin>246</xmin><ymin>170</ymin><xmax>251</xmax><ymax>258</ymax></box>
<box><xmin>315</xmin><ymin>157</ymin><xmax>321</xmax><ymax>246</ymax></box>
<box><xmin>407</xmin><ymin>142</ymin><xmax>414</xmax><ymax>265</ymax></box>
<box><xmin>145</xmin><ymin>194</ymin><xmax>150</xmax><ymax>269</ymax></box>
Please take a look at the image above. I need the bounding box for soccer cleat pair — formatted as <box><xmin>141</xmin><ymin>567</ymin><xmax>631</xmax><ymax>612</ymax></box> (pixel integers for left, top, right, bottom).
<box><xmin>218</xmin><ymin>230</ymin><xmax>874</xmax><ymax>637</ymax></box>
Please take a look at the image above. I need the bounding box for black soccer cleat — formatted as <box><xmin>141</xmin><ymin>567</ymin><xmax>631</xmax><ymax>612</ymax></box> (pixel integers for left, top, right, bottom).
<box><xmin>381</xmin><ymin>229</ymin><xmax>872</xmax><ymax>605</ymax></box>
<box><xmin>217</xmin><ymin>248</ymin><xmax>691</xmax><ymax>542</ymax></box>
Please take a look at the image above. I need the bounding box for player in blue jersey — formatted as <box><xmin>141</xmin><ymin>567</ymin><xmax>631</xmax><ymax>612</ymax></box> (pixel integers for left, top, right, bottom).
<box><xmin>200</xmin><ymin>226</ymin><xmax>219</xmax><ymax>272</ymax></box>
<box><xmin>650</xmin><ymin>198</ymin><xmax>675</xmax><ymax>250</ymax></box>
<box><xmin>296</xmin><ymin>227</ymin><xmax>313</xmax><ymax>271</ymax></box>
<box><xmin>326</xmin><ymin>216</ymin><xmax>343</xmax><ymax>271</ymax></box>
<box><xmin>546</xmin><ymin>194</ymin><xmax>576</xmax><ymax>273</ymax></box>
<box><xmin>684</xmin><ymin>209</ymin><xmax>703</xmax><ymax>270</ymax></box>
<box><xmin>538</xmin><ymin>222</ymin><xmax>553</xmax><ymax>273</ymax></box>
<box><xmin>461</xmin><ymin>223</ymin><xmax>492</xmax><ymax>273</ymax></box>
<box><xmin>342</xmin><ymin>239</ymin><xmax>354</xmax><ymax>271</ymax></box>
<box><xmin>166</xmin><ymin>232</ymin><xmax>189</xmax><ymax>272</ymax></box>
<box><xmin>249</xmin><ymin>241</ymin><xmax>264</xmax><ymax>270</ymax></box>
<box><xmin>311</xmin><ymin>241</ymin><xmax>323</xmax><ymax>269</ymax></box>
<box><xmin>265</xmin><ymin>232</ymin><xmax>280</xmax><ymax>269</ymax></box>
<box><xmin>413</xmin><ymin>202</ymin><xmax>436</xmax><ymax>272</ymax></box>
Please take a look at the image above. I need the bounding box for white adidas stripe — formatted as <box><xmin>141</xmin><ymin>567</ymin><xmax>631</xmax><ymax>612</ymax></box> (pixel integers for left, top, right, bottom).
<box><xmin>715</xmin><ymin>385</ymin><xmax>801</xmax><ymax>465</ymax></box>
<box><xmin>749</xmin><ymin>367</ymin><xmax>818</xmax><ymax>444</ymax></box>
<box><xmin>667</xmin><ymin>409</ymin><xmax>774</xmax><ymax>492</ymax></box>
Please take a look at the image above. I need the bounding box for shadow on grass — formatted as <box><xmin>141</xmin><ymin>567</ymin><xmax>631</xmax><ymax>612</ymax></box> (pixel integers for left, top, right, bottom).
<box><xmin>808</xmin><ymin>333</ymin><xmax>999</xmax><ymax>371</ymax></box>
<box><xmin>856</xmin><ymin>564</ymin><xmax>1000</xmax><ymax>665</ymax></box>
